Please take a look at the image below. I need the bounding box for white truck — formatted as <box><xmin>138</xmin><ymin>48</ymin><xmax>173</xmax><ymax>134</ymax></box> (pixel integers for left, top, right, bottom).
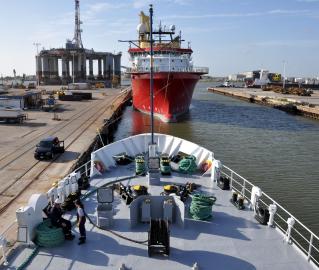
<box><xmin>0</xmin><ymin>107</ymin><xmax>27</xmax><ymax>123</ymax></box>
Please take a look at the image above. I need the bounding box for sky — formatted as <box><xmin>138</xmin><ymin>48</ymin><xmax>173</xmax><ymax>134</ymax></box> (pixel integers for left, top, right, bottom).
<box><xmin>1</xmin><ymin>0</ymin><xmax>319</xmax><ymax>77</ymax></box>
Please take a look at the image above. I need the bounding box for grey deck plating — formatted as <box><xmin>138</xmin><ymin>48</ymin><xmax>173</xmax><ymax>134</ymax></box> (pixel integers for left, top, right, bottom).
<box><xmin>5</xmin><ymin>166</ymin><xmax>317</xmax><ymax>270</ymax></box>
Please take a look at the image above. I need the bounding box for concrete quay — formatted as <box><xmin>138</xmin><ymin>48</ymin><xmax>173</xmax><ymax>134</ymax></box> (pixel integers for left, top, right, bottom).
<box><xmin>0</xmin><ymin>86</ymin><xmax>131</xmax><ymax>234</ymax></box>
<box><xmin>208</xmin><ymin>87</ymin><xmax>319</xmax><ymax>120</ymax></box>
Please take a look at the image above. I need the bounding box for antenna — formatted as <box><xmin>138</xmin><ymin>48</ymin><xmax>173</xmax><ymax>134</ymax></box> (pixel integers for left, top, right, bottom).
<box><xmin>149</xmin><ymin>4</ymin><xmax>154</xmax><ymax>144</ymax></box>
<box><xmin>33</xmin><ymin>42</ymin><xmax>41</xmax><ymax>55</ymax></box>
<box><xmin>73</xmin><ymin>0</ymin><xmax>83</xmax><ymax>48</ymax></box>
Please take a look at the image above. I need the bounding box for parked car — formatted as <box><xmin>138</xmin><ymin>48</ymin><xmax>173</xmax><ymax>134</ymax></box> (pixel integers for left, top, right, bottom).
<box><xmin>34</xmin><ymin>136</ymin><xmax>65</xmax><ymax>160</ymax></box>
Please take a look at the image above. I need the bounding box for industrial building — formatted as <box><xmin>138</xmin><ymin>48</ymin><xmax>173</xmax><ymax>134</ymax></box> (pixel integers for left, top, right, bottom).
<box><xmin>0</xmin><ymin>90</ymin><xmax>42</xmax><ymax>109</ymax></box>
<box><xmin>36</xmin><ymin>0</ymin><xmax>121</xmax><ymax>86</ymax></box>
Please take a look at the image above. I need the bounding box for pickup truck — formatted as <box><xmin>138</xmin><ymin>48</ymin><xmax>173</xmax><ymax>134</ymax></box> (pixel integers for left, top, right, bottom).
<box><xmin>34</xmin><ymin>136</ymin><xmax>65</xmax><ymax>160</ymax></box>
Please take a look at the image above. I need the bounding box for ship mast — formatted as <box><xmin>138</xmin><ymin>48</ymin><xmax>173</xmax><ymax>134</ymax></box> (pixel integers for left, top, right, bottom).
<box><xmin>149</xmin><ymin>4</ymin><xmax>154</xmax><ymax>144</ymax></box>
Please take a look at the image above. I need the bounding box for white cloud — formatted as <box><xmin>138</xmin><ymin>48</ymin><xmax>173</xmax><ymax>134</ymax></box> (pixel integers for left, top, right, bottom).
<box><xmin>132</xmin><ymin>0</ymin><xmax>149</xmax><ymax>8</ymax></box>
<box><xmin>268</xmin><ymin>9</ymin><xmax>310</xmax><ymax>15</ymax></box>
<box><xmin>132</xmin><ymin>0</ymin><xmax>192</xmax><ymax>9</ymax></box>
<box><xmin>297</xmin><ymin>0</ymin><xmax>319</xmax><ymax>2</ymax></box>
<box><xmin>83</xmin><ymin>2</ymin><xmax>128</xmax><ymax>25</ymax></box>
<box><xmin>163</xmin><ymin>9</ymin><xmax>311</xmax><ymax>20</ymax></box>
<box><xmin>253</xmin><ymin>39</ymin><xmax>319</xmax><ymax>47</ymax></box>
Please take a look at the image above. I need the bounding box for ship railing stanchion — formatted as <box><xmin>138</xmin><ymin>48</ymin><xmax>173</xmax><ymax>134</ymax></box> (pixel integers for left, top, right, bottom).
<box><xmin>85</xmin><ymin>163</ymin><xmax>88</xmax><ymax>177</ymax></box>
<box><xmin>285</xmin><ymin>217</ymin><xmax>295</xmax><ymax>244</ymax></box>
<box><xmin>230</xmin><ymin>171</ymin><xmax>233</xmax><ymax>189</ymax></box>
<box><xmin>307</xmin><ymin>234</ymin><xmax>313</xmax><ymax>261</ymax></box>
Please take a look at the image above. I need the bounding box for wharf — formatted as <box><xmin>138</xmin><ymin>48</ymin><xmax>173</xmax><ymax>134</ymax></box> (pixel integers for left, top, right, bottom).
<box><xmin>208</xmin><ymin>87</ymin><xmax>319</xmax><ymax>120</ymax></box>
<box><xmin>0</xmin><ymin>87</ymin><xmax>131</xmax><ymax>233</ymax></box>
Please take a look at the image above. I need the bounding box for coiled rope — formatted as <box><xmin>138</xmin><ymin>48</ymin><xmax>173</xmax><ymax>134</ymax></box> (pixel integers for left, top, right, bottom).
<box><xmin>135</xmin><ymin>157</ymin><xmax>146</xmax><ymax>175</ymax></box>
<box><xmin>35</xmin><ymin>219</ymin><xmax>65</xmax><ymax>248</ymax></box>
<box><xmin>179</xmin><ymin>156</ymin><xmax>197</xmax><ymax>174</ymax></box>
<box><xmin>189</xmin><ymin>194</ymin><xmax>217</xmax><ymax>221</ymax></box>
<box><xmin>160</xmin><ymin>158</ymin><xmax>171</xmax><ymax>174</ymax></box>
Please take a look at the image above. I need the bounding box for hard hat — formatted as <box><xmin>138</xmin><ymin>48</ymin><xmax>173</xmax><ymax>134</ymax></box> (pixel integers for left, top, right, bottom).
<box><xmin>55</xmin><ymin>198</ymin><xmax>62</xmax><ymax>204</ymax></box>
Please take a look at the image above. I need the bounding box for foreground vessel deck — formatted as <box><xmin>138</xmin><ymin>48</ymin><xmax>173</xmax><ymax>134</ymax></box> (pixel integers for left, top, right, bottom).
<box><xmin>6</xmin><ymin>165</ymin><xmax>317</xmax><ymax>270</ymax></box>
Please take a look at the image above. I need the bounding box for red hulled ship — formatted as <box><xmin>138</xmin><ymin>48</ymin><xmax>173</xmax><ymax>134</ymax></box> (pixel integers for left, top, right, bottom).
<box><xmin>127</xmin><ymin>11</ymin><xmax>208</xmax><ymax>122</ymax></box>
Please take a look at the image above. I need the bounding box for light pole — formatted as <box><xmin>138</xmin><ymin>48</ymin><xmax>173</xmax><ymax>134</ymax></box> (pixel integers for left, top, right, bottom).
<box><xmin>33</xmin><ymin>42</ymin><xmax>41</xmax><ymax>87</ymax></box>
<box><xmin>283</xmin><ymin>60</ymin><xmax>286</xmax><ymax>89</ymax></box>
<box><xmin>70</xmin><ymin>51</ymin><xmax>76</xmax><ymax>84</ymax></box>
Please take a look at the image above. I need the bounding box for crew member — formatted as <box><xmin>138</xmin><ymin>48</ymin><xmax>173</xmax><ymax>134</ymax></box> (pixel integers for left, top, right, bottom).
<box><xmin>50</xmin><ymin>198</ymin><xmax>74</xmax><ymax>240</ymax></box>
<box><xmin>74</xmin><ymin>199</ymin><xmax>86</xmax><ymax>245</ymax></box>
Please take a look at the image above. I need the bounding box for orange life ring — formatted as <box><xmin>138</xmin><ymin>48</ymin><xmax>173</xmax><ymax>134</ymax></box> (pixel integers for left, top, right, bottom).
<box><xmin>94</xmin><ymin>160</ymin><xmax>105</xmax><ymax>173</ymax></box>
<box><xmin>201</xmin><ymin>160</ymin><xmax>212</xmax><ymax>172</ymax></box>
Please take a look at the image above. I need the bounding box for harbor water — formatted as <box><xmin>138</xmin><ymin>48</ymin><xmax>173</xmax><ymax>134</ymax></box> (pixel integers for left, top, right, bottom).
<box><xmin>114</xmin><ymin>81</ymin><xmax>319</xmax><ymax>234</ymax></box>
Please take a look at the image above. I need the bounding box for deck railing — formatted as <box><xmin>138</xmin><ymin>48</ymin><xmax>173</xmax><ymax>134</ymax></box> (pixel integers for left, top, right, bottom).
<box><xmin>1</xmin><ymin>161</ymin><xmax>318</xmax><ymax>267</ymax></box>
<box><xmin>0</xmin><ymin>160</ymin><xmax>92</xmax><ymax>266</ymax></box>
<box><xmin>126</xmin><ymin>66</ymin><xmax>209</xmax><ymax>73</ymax></box>
<box><xmin>221</xmin><ymin>165</ymin><xmax>319</xmax><ymax>267</ymax></box>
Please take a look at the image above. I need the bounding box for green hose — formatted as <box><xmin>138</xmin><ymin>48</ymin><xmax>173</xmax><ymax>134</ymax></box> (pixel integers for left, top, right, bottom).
<box><xmin>179</xmin><ymin>155</ymin><xmax>197</xmax><ymax>174</ymax></box>
<box><xmin>190</xmin><ymin>194</ymin><xmax>217</xmax><ymax>221</ymax></box>
<box><xmin>35</xmin><ymin>219</ymin><xmax>65</xmax><ymax>248</ymax></box>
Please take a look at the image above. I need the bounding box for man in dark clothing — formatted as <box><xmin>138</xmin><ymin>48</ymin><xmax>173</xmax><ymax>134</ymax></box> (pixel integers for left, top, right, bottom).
<box><xmin>50</xmin><ymin>198</ymin><xmax>74</xmax><ymax>240</ymax></box>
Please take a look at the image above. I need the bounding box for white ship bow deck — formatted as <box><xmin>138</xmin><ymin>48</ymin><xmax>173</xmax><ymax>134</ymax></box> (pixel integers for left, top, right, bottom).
<box><xmin>2</xmin><ymin>134</ymin><xmax>318</xmax><ymax>270</ymax></box>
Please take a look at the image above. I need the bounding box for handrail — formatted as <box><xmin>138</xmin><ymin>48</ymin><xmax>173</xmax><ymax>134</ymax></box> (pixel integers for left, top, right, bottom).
<box><xmin>126</xmin><ymin>66</ymin><xmax>209</xmax><ymax>73</ymax></box>
<box><xmin>222</xmin><ymin>164</ymin><xmax>319</xmax><ymax>266</ymax></box>
<box><xmin>1</xmin><ymin>159</ymin><xmax>318</xmax><ymax>267</ymax></box>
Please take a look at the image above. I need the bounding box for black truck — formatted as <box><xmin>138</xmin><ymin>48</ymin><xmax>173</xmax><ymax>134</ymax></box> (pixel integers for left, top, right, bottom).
<box><xmin>34</xmin><ymin>136</ymin><xmax>65</xmax><ymax>160</ymax></box>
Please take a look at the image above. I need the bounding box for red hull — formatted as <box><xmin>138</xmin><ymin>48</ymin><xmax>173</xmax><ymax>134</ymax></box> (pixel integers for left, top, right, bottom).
<box><xmin>131</xmin><ymin>72</ymin><xmax>201</xmax><ymax>122</ymax></box>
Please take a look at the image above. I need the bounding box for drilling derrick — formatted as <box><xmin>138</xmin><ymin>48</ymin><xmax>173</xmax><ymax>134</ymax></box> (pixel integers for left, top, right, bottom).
<box><xmin>36</xmin><ymin>0</ymin><xmax>121</xmax><ymax>86</ymax></box>
<box><xmin>72</xmin><ymin>0</ymin><xmax>83</xmax><ymax>48</ymax></box>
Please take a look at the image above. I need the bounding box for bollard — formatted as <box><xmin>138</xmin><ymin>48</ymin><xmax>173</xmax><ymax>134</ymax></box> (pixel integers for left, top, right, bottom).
<box><xmin>285</xmin><ymin>217</ymin><xmax>295</xmax><ymax>243</ymax></box>
<box><xmin>250</xmin><ymin>186</ymin><xmax>262</xmax><ymax>212</ymax></box>
<box><xmin>268</xmin><ymin>204</ymin><xmax>277</xmax><ymax>227</ymax></box>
